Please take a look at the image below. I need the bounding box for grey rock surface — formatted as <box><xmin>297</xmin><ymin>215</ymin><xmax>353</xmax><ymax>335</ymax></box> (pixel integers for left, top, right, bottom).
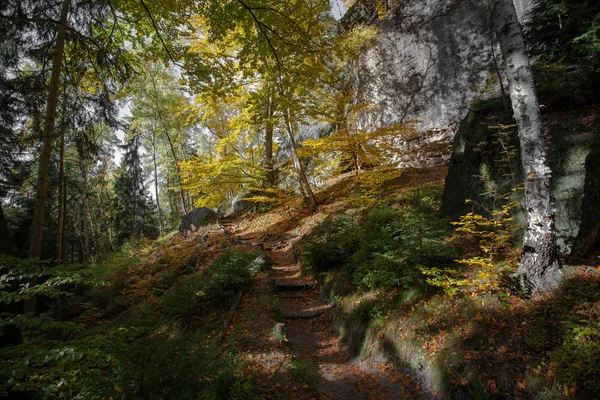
<box><xmin>341</xmin><ymin>0</ymin><xmax>533</xmax><ymax>167</ymax></box>
<box><xmin>441</xmin><ymin>100</ymin><xmax>599</xmax><ymax>255</ymax></box>
<box><xmin>179</xmin><ymin>208</ymin><xmax>218</xmax><ymax>233</ymax></box>
<box><xmin>232</xmin><ymin>190</ymin><xmax>279</xmax><ymax>213</ymax></box>
<box><xmin>248</xmin><ymin>254</ymin><xmax>274</xmax><ymax>276</ymax></box>
<box><xmin>572</xmin><ymin>147</ymin><xmax>600</xmax><ymax>256</ymax></box>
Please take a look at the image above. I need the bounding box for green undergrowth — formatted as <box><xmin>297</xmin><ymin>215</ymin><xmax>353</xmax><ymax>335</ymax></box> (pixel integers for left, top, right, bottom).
<box><xmin>1</xmin><ymin>232</ymin><xmax>266</xmax><ymax>399</ymax></box>
<box><xmin>302</xmin><ymin>183</ymin><xmax>600</xmax><ymax>399</ymax></box>
<box><xmin>303</xmin><ymin>183</ymin><xmax>458</xmax><ymax>291</ymax></box>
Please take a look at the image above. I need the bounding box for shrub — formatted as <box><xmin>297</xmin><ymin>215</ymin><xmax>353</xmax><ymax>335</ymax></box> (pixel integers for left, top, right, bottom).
<box><xmin>304</xmin><ymin>185</ymin><xmax>457</xmax><ymax>292</ymax></box>
<box><xmin>162</xmin><ymin>249</ymin><xmax>261</xmax><ymax>319</ymax></box>
<box><xmin>0</xmin><ymin>256</ymin><xmax>109</xmax><ymax>397</ymax></box>
<box><xmin>555</xmin><ymin>327</ymin><xmax>600</xmax><ymax>398</ymax></box>
<box><xmin>162</xmin><ymin>273</ymin><xmax>207</xmax><ymax>321</ymax></box>
<box><xmin>302</xmin><ymin>216</ymin><xmax>361</xmax><ymax>274</ymax></box>
<box><xmin>73</xmin><ymin>308</ymin><xmax>235</xmax><ymax>400</ymax></box>
<box><xmin>352</xmin><ymin>187</ymin><xmax>456</xmax><ymax>290</ymax></box>
<box><xmin>203</xmin><ymin>249</ymin><xmax>260</xmax><ymax>303</ymax></box>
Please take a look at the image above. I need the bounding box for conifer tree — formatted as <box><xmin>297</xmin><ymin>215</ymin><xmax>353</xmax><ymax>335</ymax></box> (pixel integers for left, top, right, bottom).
<box><xmin>114</xmin><ymin>135</ymin><xmax>158</xmax><ymax>244</ymax></box>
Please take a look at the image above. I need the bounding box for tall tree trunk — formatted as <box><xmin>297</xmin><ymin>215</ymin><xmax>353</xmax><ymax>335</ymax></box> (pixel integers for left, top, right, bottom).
<box><xmin>151</xmin><ymin>134</ymin><xmax>163</xmax><ymax>235</ymax></box>
<box><xmin>25</xmin><ymin>0</ymin><xmax>70</xmax><ymax>315</ymax></box>
<box><xmin>148</xmin><ymin>76</ymin><xmax>187</xmax><ymax>216</ymax></box>
<box><xmin>264</xmin><ymin>92</ymin><xmax>275</xmax><ymax>187</ymax></box>
<box><xmin>77</xmin><ymin>208</ymin><xmax>85</xmax><ymax>263</ymax></box>
<box><xmin>29</xmin><ymin>0</ymin><xmax>70</xmax><ymax>259</ymax></box>
<box><xmin>57</xmin><ymin>122</ymin><xmax>66</xmax><ymax>264</ymax></box>
<box><xmin>80</xmin><ymin>163</ymin><xmax>89</xmax><ymax>262</ymax></box>
<box><xmin>86</xmin><ymin>201</ymin><xmax>98</xmax><ymax>260</ymax></box>
<box><xmin>491</xmin><ymin>0</ymin><xmax>562</xmax><ymax>294</ymax></box>
<box><xmin>62</xmin><ymin>182</ymin><xmax>69</xmax><ymax>263</ymax></box>
<box><xmin>166</xmin><ymin>172</ymin><xmax>176</xmax><ymax>217</ymax></box>
<box><xmin>55</xmin><ymin>119</ymin><xmax>66</xmax><ymax>320</ymax></box>
<box><xmin>0</xmin><ymin>202</ymin><xmax>12</xmax><ymax>256</ymax></box>
<box><xmin>98</xmin><ymin>161</ymin><xmax>113</xmax><ymax>251</ymax></box>
<box><xmin>283</xmin><ymin>109</ymin><xmax>317</xmax><ymax>210</ymax></box>
<box><xmin>163</xmin><ymin>130</ymin><xmax>187</xmax><ymax>215</ymax></box>
<box><xmin>70</xmin><ymin>218</ymin><xmax>75</xmax><ymax>264</ymax></box>
<box><xmin>56</xmin><ymin>179</ymin><xmax>68</xmax><ymax>319</ymax></box>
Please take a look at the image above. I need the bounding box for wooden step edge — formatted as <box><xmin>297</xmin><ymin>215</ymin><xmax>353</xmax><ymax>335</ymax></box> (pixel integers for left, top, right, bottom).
<box><xmin>215</xmin><ymin>289</ymin><xmax>244</xmax><ymax>345</ymax></box>
<box><xmin>274</xmin><ymin>281</ymin><xmax>312</xmax><ymax>291</ymax></box>
<box><xmin>271</xmin><ymin>266</ymin><xmax>300</xmax><ymax>272</ymax></box>
<box><xmin>278</xmin><ymin>293</ymin><xmax>308</xmax><ymax>299</ymax></box>
<box><xmin>281</xmin><ymin>308</ymin><xmax>329</xmax><ymax>320</ymax></box>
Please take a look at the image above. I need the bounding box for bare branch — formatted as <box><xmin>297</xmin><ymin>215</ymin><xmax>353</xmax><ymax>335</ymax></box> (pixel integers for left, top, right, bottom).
<box><xmin>138</xmin><ymin>0</ymin><xmax>186</xmax><ymax>69</ymax></box>
<box><xmin>236</xmin><ymin>0</ymin><xmax>284</xmax><ymax>94</ymax></box>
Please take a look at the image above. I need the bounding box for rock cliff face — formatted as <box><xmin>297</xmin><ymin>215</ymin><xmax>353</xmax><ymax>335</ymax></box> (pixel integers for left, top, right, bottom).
<box><xmin>440</xmin><ymin>100</ymin><xmax>600</xmax><ymax>255</ymax></box>
<box><xmin>341</xmin><ymin>0</ymin><xmax>532</xmax><ymax>166</ymax></box>
<box><xmin>342</xmin><ymin>0</ymin><xmax>599</xmax><ymax>256</ymax></box>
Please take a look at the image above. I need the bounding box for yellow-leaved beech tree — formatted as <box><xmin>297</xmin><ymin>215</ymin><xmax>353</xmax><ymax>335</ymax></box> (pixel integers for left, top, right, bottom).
<box><xmin>148</xmin><ymin>0</ymin><xmax>398</xmax><ymax>211</ymax></box>
<box><xmin>181</xmin><ymin>0</ymin><xmax>333</xmax><ymax>210</ymax></box>
<box><xmin>179</xmin><ymin>91</ymin><xmax>265</xmax><ymax>208</ymax></box>
<box><xmin>301</xmin><ymin>93</ymin><xmax>418</xmax><ymax>175</ymax></box>
<box><xmin>296</xmin><ymin>24</ymin><xmax>419</xmax><ymax>194</ymax></box>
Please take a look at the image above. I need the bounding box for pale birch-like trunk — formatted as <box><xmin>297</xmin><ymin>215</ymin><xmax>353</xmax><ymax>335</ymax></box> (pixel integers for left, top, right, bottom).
<box><xmin>264</xmin><ymin>89</ymin><xmax>275</xmax><ymax>187</ymax></box>
<box><xmin>163</xmin><ymin>128</ymin><xmax>187</xmax><ymax>215</ymax></box>
<box><xmin>491</xmin><ymin>0</ymin><xmax>562</xmax><ymax>294</ymax></box>
<box><xmin>151</xmin><ymin>134</ymin><xmax>163</xmax><ymax>235</ymax></box>
<box><xmin>29</xmin><ymin>0</ymin><xmax>70</xmax><ymax>259</ymax></box>
<box><xmin>166</xmin><ymin>173</ymin><xmax>176</xmax><ymax>216</ymax></box>
<box><xmin>283</xmin><ymin>109</ymin><xmax>317</xmax><ymax>210</ymax></box>
<box><xmin>149</xmin><ymin>76</ymin><xmax>187</xmax><ymax>216</ymax></box>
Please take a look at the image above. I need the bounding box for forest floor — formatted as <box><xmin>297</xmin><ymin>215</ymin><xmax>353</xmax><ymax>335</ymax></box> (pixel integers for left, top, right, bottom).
<box><xmin>76</xmin><ymin>164</ymin><xmax>600</xmax><ymax>399</ymax></box>
<box><xmin>221</xmin><ymin>241</ymin><xmax>424</xmax><ymax>399</ymax></box>
<box><xmin>217</xmin><ymin>168</ymin><xmax>448</xmax><ymax>399</ymax></box>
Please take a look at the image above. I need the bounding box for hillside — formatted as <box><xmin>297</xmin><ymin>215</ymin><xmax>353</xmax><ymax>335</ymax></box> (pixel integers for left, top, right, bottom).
<box><xmin>5</xmin><ymin>165</ymin><xmax>599</xmax><ymax>399</ymax></box>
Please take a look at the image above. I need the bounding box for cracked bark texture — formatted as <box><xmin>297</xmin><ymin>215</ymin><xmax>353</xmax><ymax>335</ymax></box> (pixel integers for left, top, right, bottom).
<box><xmin>29</xmin><ymin>0</ymin><xmax>70</xmax><ymax>259</ymax></box>
<box><xmin>491</xmin><ymin>0</ymin><xmax>562</xmax><ymax>294</ymax></box>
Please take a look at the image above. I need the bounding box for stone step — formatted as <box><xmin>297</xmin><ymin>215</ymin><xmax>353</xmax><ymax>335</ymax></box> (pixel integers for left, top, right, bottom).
<box><xmin>272</xmin><ymin>266</ymin><xmax>300</xmax><ymax>272</ymax></box>
<box><xmin>281</xmin><ymin>307</ymin><xmax>330</xmax><ymax>319</ymax></box>
<box><xmin>265</xmin><ymin>242</ymin><xmax>287</xmax><ymax>251</ymax></box>
<box><xmin>274</xmin><ymin>279</ymin><xmax>312</xmax><ymax>291</ymax></box>
<box><xmin>239</xmin><ymin>235</ymin><xmax>264</xmax><ymax>241</ymax></box>
<box><xmin>278</xmin><ymin>293</ymin><xmax>307</xmax><ymax>299</ymax></box>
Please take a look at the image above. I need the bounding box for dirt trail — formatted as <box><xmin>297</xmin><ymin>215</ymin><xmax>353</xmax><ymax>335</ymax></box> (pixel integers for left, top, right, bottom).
<box><xmin>269</xmin><ymin>247</ymin><xmax>423</xmax><ymax>400</ymax></box>
<box><xmin>221</xmin><ymin>219</ymin><xmax>424</xmax><ymax>399</ymax></box>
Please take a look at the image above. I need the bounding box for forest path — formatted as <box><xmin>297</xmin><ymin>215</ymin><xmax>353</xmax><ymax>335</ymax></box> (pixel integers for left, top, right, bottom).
<box><xmin>221</xmin><ymin>218</ymin><xmax>424</xmax><ymax>399</ymax></box>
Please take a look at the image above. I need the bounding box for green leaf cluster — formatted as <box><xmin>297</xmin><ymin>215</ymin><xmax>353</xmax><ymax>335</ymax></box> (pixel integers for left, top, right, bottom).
<box><xmin>162</xmin><ymin>248</ymin><xmax>261</xmax><ymax>320</ymax></box>
<box><xmin>303</xmin><ymin>184</ymin><xmax>457</xmax><ymax>291</ymax></box>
